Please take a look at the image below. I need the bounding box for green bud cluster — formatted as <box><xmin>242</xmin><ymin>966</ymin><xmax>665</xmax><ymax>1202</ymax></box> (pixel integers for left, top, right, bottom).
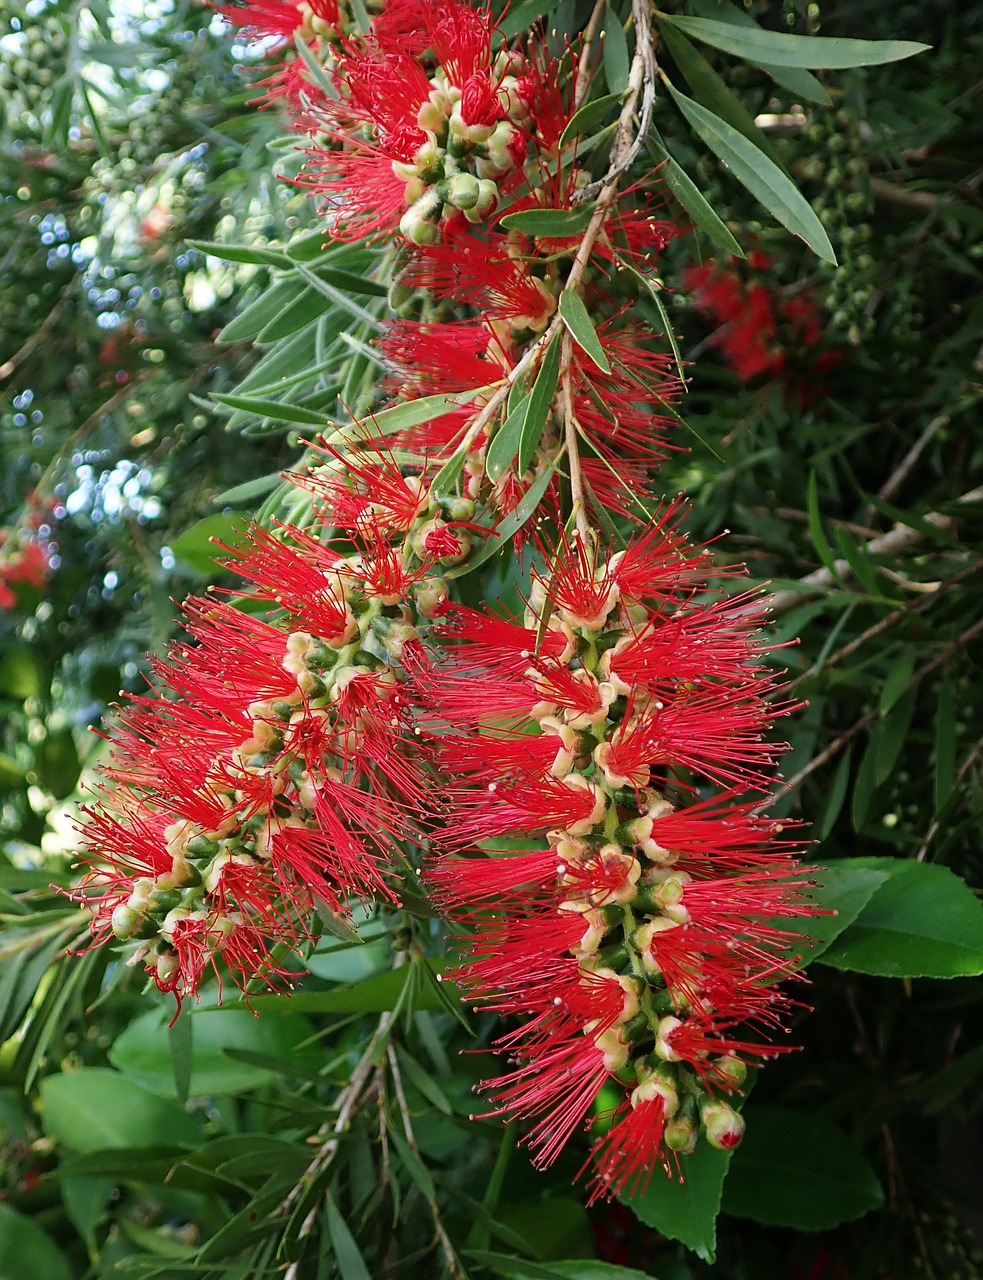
<box><xmin>393</xmin><ymin>54</ymin><xmax>533</xmax><ymax>245</ymax></box>
<box><xmin>0</xmin><ymin>12</ymin><xmax>70</xmax><ymax>136</ymax></box>
<box><xmin>804</xmin><ymin>101</ymin><xmax>877</xmax><ymax>341</ymax></box>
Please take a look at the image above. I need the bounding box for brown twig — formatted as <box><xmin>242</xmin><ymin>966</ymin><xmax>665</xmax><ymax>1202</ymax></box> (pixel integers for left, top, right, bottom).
<box><xmin>916</xmin><ymin>737</ymin><xmax>983</xmax><ymax>862</ymax></box>
<box><xmin>767</xmin><ymin>484</ymin><xmax>983</xmax><ymax>615</ymax></box>
<box><xmin>573</xmin><ymin>0</ymin><xmax>608</xmax><ymax>111</ymax></box>
<box><xmin>765</xmin><ymin>614</ymin><xmax>983</xmax><ymax>809</ymax></box>
<box><xmin>780</xmin><ymin>560</ymin><xmax>983</xmax><ymax>698</ymax></box>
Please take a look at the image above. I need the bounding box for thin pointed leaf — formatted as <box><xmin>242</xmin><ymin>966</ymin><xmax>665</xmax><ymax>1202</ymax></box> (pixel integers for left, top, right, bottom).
<box><xmin>519</xmin><ymin>335</ymin><xmax>561</xmax><ymax>473</ymax></box>
<box><xmin>324</xmin><ymin>1195</ymin><xmax>372</xmax><ymax>1280</ymax></box>
<box><xmin>663</xmin><ymin>16</ymin><xmax>928</xmax><ymax>69</ymax></box>
<box><xmin>558</xmin><ymin>289</ymin><xmax>611</xmax><ymax>372</ymax></box>
<box><xmin>559</xmin><ymin>92</ymin><xmax>624</xmax><ymax>147</ymax></box>
<box><xmin>487</xmin><ymin>393</ymin><xmax>533</xmax><ymax>482</ymax></box>
<box><xmin>647</xmin><ymin>135</ymin><xmax>744</xmax><ymax>257</ymax></box>
<box><xmin>665</xmin><ymin>83</ymin><xmax>836</xmax><ymax>263</ymax></box>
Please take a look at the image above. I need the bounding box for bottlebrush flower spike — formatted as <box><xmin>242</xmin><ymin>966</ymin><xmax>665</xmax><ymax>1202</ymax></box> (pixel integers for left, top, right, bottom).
<box><xmin>420</xmin><ymin>517</ymin><xmax>817</xmax><ymax>1196</ymax></box>
<box><xmin>70</xmin><ymin>486</ymin><xmax>439</xmax><ymax>1007</ymax></box>
<box><xmin>294</xmin><ymin>0</ymin><xmax>573</xmax><ymax>244</ymax></box>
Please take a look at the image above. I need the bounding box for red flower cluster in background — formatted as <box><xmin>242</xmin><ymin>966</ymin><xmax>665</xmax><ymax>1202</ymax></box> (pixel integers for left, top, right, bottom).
<box><xmin>685</xmin><ymin>250</ymin><xmax>842</xmax><ymax>402</ymax></box>
<box><xmin>0</xmin><ymin>498</ymin><xmax>54</xmax><ymax>611</ymax></box>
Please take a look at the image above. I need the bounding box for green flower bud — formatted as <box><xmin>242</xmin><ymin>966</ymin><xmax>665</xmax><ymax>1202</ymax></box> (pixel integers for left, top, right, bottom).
<box><xmin>111</xmin><ymin>904</ymin><xmax>149</xmax><ymax>941</ymax></box>
<box><xmin>702</xmin><ymin>1101</ymin><xmax>745</xmax><ymax>1150</ymax></box>
<box><xmin>399</xmin><ymin>190</ymin><xmax>442</xmax><ymax>246</ymax></box>
<box><xmin>444</xmin><ymin>172</ymin><xmax>482</xmax><ymax>211</ymax></box>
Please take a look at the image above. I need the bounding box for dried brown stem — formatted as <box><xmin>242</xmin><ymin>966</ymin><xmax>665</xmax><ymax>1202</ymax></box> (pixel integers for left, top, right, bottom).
<box><xmin>780</xmin><ymin>560</ymin><xmax>983</xmax><ymax>698</ymax></box>
<box><xmin>765</xmin><ymin>615</ymin><xmax>983</xmax><ymax>809</ymax></box>
<box><xmin>768</xmin><ymin>485</ymin><xmax>983</xmax><ymax>615</ymax></box>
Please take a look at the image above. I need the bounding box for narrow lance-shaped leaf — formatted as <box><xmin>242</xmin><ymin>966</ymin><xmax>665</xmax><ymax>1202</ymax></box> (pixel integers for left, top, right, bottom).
<box><xmin>559</xmin><ymin>289</ymin><xmax>612</xmax><ymax>372</ymax></box>
<box><xmin>662</xmin><ymin>15</ymin><xmax>929</xmax><ymax>69</ymax></box>
<box><xmin>687</xmin><ymin>0</ymin><xmax>831</xmax><ymax>104</ymax></box>
<box><xmin>657</xmin><ymin>20</ymin><xmax>788</xmax><ymax>171</ymax></box>
<box><xmin>647</xmin><ymin>134</ymin><xmax>744</xmax><ymax>257</ymax></box>
<box><xmin>487</xmin><ymin>393</ymin><xmax>534</xmax><ymax>483</ymax></box>
<box><xmin>664</xmin><ymin>82</ymin><xmax>837</xmax><ymax>263</ymax></box>
<box><xmin>519</xmin><ymin>334</ymin><xmax>561</xmax><ymax>473</ymax></box>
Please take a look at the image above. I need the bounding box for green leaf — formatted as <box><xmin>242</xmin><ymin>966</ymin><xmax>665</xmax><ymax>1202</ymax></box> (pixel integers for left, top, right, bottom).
<box><xmin>487</xmin><ymin>393</ymin><xmax>533</xmax><ymax>483</ymax></box>
<box><xmin>806</xmin><ymin>470</ymin><xmax>841</xmax><ymax>580</ymax></box>
<box><xmin>934</xmin><ymin>676</ymin><xmax>957</xmax><ymax>812</ymax></box>
<box><xmin>880</xmin><ymin>650</ymin><xmax>917</xmax><ymax>715</ymax></box>
<box><xmin>169</xmin><ymin>513</ymin><xmax>251</xmax><ymax>577</ymax></box>
<box><xmin>688</xmin><ymin>0</ymin><xmax>830</xmax><ymax>104</ymax></box>
<box><xmin>298</xmin><ymin>265</ymin><xmax>389</xmax><ymax>298</ymax></box>
<box><xmin>214</xmin><ymin>473</ymin><xmax>282</xmax><ymax>506</ymax></box>
<box><xmin>0</xmin><ymin>646</ymin><xmax>41</xmax><ymax>699</ymax></box>
<box><xmin>662</xmin><ymin>16</ymin><xmax>928</xmax><ymax>69</ymax></box>
<box><xmin>186</xmin><ymin>239</ymin><xmax>290</xmax><ymax>268</ymax></box>
<box><xmin>852</xmin><ymin>731</ymin><xmax>880</xmax><ymax>831</ymax></box>
<box><xmin>559</xmin><ymin>289</ymin><xmax>611</xmax><ymax>372</ymax></box>
<box><xmin>664</xmin><ymin>83</ymin><xmax>836</xmax><ymax>263</ymax></box>
<box><xmin>324</xmin><ymin>1194</ymin><xmax>373</xmax><ymax>1280</ymax></box>
<box><xmin>658</xmin><ymin>21</ymin><xmax>786</xmax><ymax>169</ymax></box>
<box><xmin>248</xmin><ymin>964</ymin><xmax>456</xmax><ymax>1014</ymax></box>
<box><xmin>498</xmin><ymin>0</ymin><xmax>564</xmax><ymax>38</ymax></box>
<box><xmin>0</xmin><ymin>1203</ymin><xmax>72</xmax><ymax>1280</ymax></box>
<box><xmin>40</xmin><ymin>1068</ymin><xmax>203</xmax><ymax>1153</ymax></box>
<box><xmin>620</xmin><ymin>1136</ymin><xmax>732</xmax><ymax>1261</ymax></box>
<box><xmin>519</xmin><ymin>335</ymin><xmax>561</xmax><ymax>473</ymax></box>
<box><xmin>647</xmin><ymin>134</ymin><xmax>744</xmax><ymax>257</ymax></box>
<box><xmin>167</xmin><ymin>1011</ymin><xmax>192</xmax><ymax>1104</ymax></box>
<box><xmin>447</xmin><ymin>458</ymin><xmax>560</xmax><ymax>578</ymax></box>
<box><xmin>258</xmin><ymin>286</ymin><xmax>335</xmax><ymax>343</ymax></box>
<box><xmin>210</xmin><ymin>392</ymin><xmax>328</xmax><ymax>426</ymax></box>
<box><xmin>110</xmin><ymin>1006</ymin><xmax>315</xmax><ymax>1097</ymax></box>
<box><xmin>427</xmin><ymin>444</ymin><xmax>470</xmax><ymax>499</ymax></box>
<box><xmin>786</xmin><ymin>862</ymin><xmax>890</xmax><ymax>961</ymax></box>
<box><xmin>818</xmin><ymin>748</ymin><xmax>852</xmax><ymax>840</ymax></box>
<box><xmin>602</xmin><ymin>6</ymin><xmax>631</xmax><ymax>94</ymax></box>
<box><xmin>217</xmin><ymin>279</ymin><xmax>305</xmax><ymax>343</ymax></box>
<box><xmin>722</xmin><ymin>1107</ymin><xmax>883</xmax><ymax>1229</ymax></box>
<box><xmin>559</xmin><ymin>93</ymin><xmax>624</xmax><ymax>147</ymax></box>
<box><xmin>500</xmin><ymin>207</ymin><xmax>595</xmax><ymax>238</ymax></box>
<box><xmin>337</xmin><ymin>387</ymin><xmax>490</xmax><ymax>445</ymax></box>
<box><xmin>471</xmin><ymin>1255</ymin><xmax>654</xmax><ymax>1280</ymax></box>
<box><xmin>819</xmin><ymin>858</ymin><xmax>983</xmax><ymax>978</ymax></box>
<box><xmin>875</xmin><ymin>684</ymin><xmax>917</xmax><ymax>786</ymax></box>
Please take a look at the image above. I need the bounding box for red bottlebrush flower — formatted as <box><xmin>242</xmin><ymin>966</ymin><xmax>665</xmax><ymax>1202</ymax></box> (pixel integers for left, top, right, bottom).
<box><xmin>419</xmin><ymin>517</ymin><xmax>817</xmax><ymax>1194</ymax></box>
<box><xmin>401</xmin><ymin>231</ymin><xmax>555</xmax><ymax>331</ymax></box>
<box><xmin>70</xmin><ymin>499</ymin><xmax>431</xmax><ymax>1008</ymax></box>
<box><xmin>292</xmin><ymin>440</ymin><xmax>425</xmax><ymax>535</ymax></box>
<box><xmin>380</xmin><ymin>319</ymin><xmax>509</xmax><ymax>398</ymax></box>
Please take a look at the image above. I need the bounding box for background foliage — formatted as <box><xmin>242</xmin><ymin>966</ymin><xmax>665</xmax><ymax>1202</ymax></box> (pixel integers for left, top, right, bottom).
<box><xmin>1</xmin><ymin>0</ymin><xmax>982</xmax><ymax>1276</ymax></box>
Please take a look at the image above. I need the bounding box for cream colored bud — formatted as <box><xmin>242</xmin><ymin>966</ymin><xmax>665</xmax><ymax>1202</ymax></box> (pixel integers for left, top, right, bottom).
<box><xmin>593</xmin><ymin>1025</ymin><xmax>630</xmax><ymax>1073</ymax></box>
<box><xmin>593</xmin><ymin>740</ymin><xmax>650</xmax><ymax>790</ymax></box>
<box><xmin>634</xmin><ymin>916</ymin><xmax>679</xmax><ymax>975</ymax></box>
<box><xmin>562</xmin><ymin>774</ymin><xmax>607</xmax><ymax>835</ymax></box>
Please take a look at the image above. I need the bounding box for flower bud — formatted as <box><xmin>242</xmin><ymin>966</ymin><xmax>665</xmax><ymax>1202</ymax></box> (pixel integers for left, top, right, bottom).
<box><xmin>111</xmin><ymin>904</ymin><xmax>150</xmax><ymax>941</ymax></box>
<box><xmin>463</xmin><ymin>178</ymin><xmax>499</xmax><ymax>223</ymax></box>
<box><xmin>399</xmin><ymin>191</ymin><xmax>442</xmax><ymax>246</ymax></box>
<box><xmin>664</xmin><ymin>1113</ymin><xmax>698</xmax><ymax>1154</ymax></box>
<box><xmin>715</xmin><ymin>1054</ymin><xmax>748</xmax><ymax>1089</ymax></box>
<box><xmin>702</xmin><ymin>1101</ymin><xmax>745</xmax><ymax>1150</ymax></box>
<box><xmin>412</xmin><ymin>576</ymin><xmax>449</xmax><ymax>619</ymax></box>
<box><xmin>443</xmin><ymin>172</ymin><xmax>482</xmax><ymax>211</ymax></box>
